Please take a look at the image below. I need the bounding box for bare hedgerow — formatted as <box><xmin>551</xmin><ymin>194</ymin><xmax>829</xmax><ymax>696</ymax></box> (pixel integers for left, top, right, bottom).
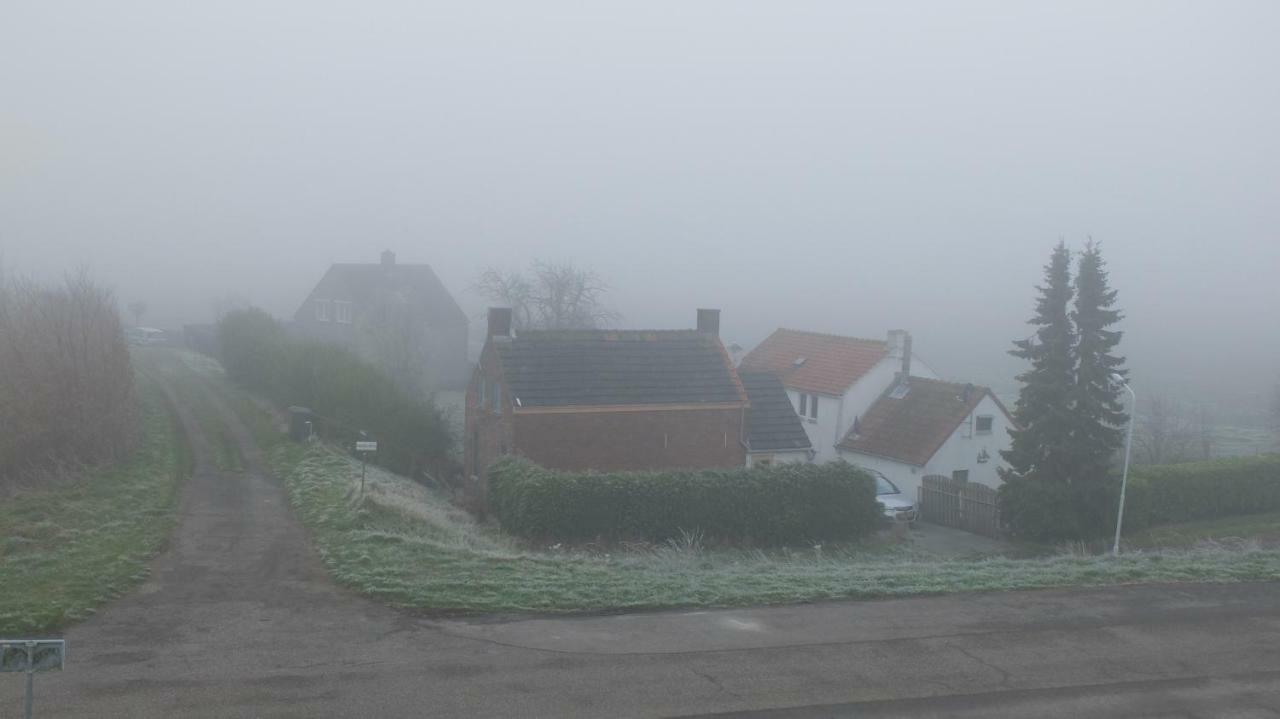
<box><xmin>0</xmin><ymin>268</ymin><xmax>137</xmax><ymax>487</ymax></box>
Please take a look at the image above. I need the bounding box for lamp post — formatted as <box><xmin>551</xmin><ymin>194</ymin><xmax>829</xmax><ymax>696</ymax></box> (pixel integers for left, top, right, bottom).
<box><xmin>1112</xmin><ymin>374</ymin><xmax>1136</xmax><ymax>556</ymax></box>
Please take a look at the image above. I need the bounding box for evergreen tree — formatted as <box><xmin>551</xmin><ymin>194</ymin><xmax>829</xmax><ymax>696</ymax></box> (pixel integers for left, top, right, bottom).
<box><xmin>1001</xmin><ymin>241</ymin><xmax>1077</xmax><ymax>485</ymax></box>
<box><xmin>1070</xmin><ymin>240</ymin><xmax>1128</xmax><ymax>480</ymax></box>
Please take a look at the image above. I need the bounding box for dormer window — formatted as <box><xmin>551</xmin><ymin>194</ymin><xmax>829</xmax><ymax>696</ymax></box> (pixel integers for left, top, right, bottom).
<box><xmin>334</xmin><ymin>301</ymin><xmax>353</xmax><ymax>324</ymax></box>
<box><xmin>315</xmin><ymin>299</ymin><xmax>330</xmax><ymax>322</ymax></box>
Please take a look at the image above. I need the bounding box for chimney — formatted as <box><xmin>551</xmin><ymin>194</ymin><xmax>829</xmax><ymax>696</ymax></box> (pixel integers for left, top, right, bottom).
<box><xmin>487</xmin><ymin>307</ymin><xmax>513</xmax><ymax>339</ymax></box>
<box><xmin>696</xmin><ymin>308</ymin><xmax>720</xmax><ymax>336</ymax></box>
<box><xmin>900</xmin><ymin>332</ymin><xmax>912</xmax><ymax>382</ymax></box>
<box><xmin>888</xmin><ymin>329</ymin><xmax>913</xmax><ymax>388</ymax></box>
<box><xmin>380</xmin><ymin>250</ymin><xmax>396</xmax><ymax>267</ymax></box>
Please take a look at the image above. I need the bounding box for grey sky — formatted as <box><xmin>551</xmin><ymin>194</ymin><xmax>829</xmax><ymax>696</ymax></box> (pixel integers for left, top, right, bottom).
<box><xmin>3</xmin><ymin>1</ymin><xmax>1277</xmax><ymax>412</ymax></box>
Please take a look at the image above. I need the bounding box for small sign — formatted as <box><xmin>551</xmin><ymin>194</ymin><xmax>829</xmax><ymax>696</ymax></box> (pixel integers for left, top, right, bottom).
<box><xmin>355</xmin><ymin>441</ymin><xmax>377</xmax><ymax>452</ymax></box>
<box><xmin>0</xmin><ymin>640</ymin><xmax>64</xmax><ymax>672</ymax></box>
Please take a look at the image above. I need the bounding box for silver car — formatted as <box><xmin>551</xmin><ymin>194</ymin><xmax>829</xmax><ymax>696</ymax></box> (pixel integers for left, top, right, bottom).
<box><xmin>870</xmin><ymin>470</ymin><xmax>918</xmax><ymax>523</ymax></box>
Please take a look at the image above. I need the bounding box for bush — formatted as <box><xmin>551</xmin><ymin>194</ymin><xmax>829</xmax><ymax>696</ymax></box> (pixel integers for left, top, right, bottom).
<box><xmin>1123</xmin><ymin>455</ymin><xmax>1280</xmax><ymax>531</ymax></box>
<box><xmin>217</xmin><ymin>309</ymin><xmax>451</xmax><ymax>477</ymax></box>
<box><xmin>487</xmin><ymin>458</ymin><xmax>882</xmax><ymax>545</ymax></box>
<box><xmin>0</xmin><ymin>270</ymin><xmax>136</xmax><ymax>483</ymax></box>
<box><xmin>998</xmin><ymin>475</ymin><xmax>1119</xmax><ymax>543</ymax></box>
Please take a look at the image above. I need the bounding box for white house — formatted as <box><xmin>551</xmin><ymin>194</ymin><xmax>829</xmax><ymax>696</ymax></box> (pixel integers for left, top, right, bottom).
<box><xmin>835</xmin><ymin>377</ymin><xmax>1015</xmax><ymax>504</ymax></box>
<box><xmin>739</xmin><ymin>329</ymin><xmax>938</xmax><ymax>463</ymax></box>
<box><xmin>739</xmin><ymin>327</ymin><xmax>1014</xmax><ymax>502</ymax></box>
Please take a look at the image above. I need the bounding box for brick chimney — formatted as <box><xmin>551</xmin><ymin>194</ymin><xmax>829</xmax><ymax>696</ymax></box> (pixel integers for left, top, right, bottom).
<box><xmin>487</xmin><ymin>307</ymin><xmax>513</xmax><ymax>339</ymax></box>
<box><xmin>381</xmin><ymin>250</ymin><xmax>396</xmax><ymax>267</ymax></box>
<box><xmin>696</xmin><ymin>308</ymin><xmax>720</xmax><ymax>336</ymax></box>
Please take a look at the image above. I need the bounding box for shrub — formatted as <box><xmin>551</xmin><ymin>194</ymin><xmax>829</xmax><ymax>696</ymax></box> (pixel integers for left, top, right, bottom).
<box><xmin>217</xmin><ymin>309</ymin><xmax>451</xmax><ymax>477</ymax></box>
<box><xmin>0</xmin><ymin>270</ymin><xmax>136</xmax><ymax>483</ymax></box>
<box><xmin>487</xmin><ymin>458</ymin><xmax>882</xmax><ymax>545</ymax></box>
<box><xmin>998</xmin><ymin>475</ymin><xmax>1119</xmax><ymax>543</ymax></box>
<box><xmin>1123</xmin><ymin>454</ymin><xmax>1280</xmax><ymax>531</ymax></box>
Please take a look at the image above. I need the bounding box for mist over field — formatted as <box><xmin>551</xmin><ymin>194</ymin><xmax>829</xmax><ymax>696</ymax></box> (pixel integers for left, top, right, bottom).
<box><xmin>3</xmin><ymin>0</ymin><xmax>1277</xmax><ymax>419</ymax></box>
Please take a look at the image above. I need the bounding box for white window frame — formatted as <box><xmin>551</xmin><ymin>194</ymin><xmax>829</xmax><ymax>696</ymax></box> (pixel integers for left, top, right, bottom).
<box><xmin>315</xmin><ymin>299</ymin><xmax>330</xmax><ymax>322</ymax></box>
<box><xmin>975</xmin><ymin>415</ymin><xmax>994</xmax><ymax>435</ymax></box>
<box><xmin>334</xmin><ymin>300</ymin><xmax>353</xmax><ymax>324</ymax></box>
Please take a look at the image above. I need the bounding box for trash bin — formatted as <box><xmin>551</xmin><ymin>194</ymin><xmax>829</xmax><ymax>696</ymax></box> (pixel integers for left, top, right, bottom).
<box><xmin>288</xmin><ymin>406</ymin><xmax>313</xmax><ymax>442</ymax></box>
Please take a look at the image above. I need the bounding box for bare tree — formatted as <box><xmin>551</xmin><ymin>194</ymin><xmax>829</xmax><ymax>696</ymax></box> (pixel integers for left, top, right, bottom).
<box><xmin>127</xmin><ymin>300</ymin><xmax>148</xmax><ymax>327</ymax></box>
<box><xmin>1133</xmin><ymin>394</ymin><xmax>1198</xmax><ymax>466</ymax></box>
<box><xmin>474</xmin><ymin>260</ymin><xmax>618</xmax><ymax>330</ymax></box>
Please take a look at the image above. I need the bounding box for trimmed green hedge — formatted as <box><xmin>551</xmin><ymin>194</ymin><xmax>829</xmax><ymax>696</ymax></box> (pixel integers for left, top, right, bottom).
<box><xmin>487</xmin><ymin>458</ymin><xmax>882</xmax><ymax>545</ymax></box>
<box><xmin>1124</xmin><ymin>454</ymin><xmax>1280</xmax><ymax>531</ymax></box>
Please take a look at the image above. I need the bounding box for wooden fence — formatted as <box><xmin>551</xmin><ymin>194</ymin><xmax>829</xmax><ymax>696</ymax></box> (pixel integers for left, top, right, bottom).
<box><xmin>918</xmin><ymin>474</ymin><xmax>1002</xmax><ymax>538</ymax></box>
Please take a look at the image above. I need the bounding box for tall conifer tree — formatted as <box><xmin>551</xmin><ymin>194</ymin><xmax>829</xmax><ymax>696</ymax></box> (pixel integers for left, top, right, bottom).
<box><xmin>1001</xmin><ymin>241</ymin><xmax>1077</xmax><ymax>484</ymax></box>
<box><xmin>1071</xmin><ymin>240</ymin><xmax>1128</xmax><ymax>479</ymax></box>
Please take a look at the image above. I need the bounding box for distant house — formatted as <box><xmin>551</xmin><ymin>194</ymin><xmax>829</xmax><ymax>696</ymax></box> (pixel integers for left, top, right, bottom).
<box><xmin>740</xmin><ymin>327</ymin><xmax>1013</xmax><ymax>499</ymax></box>
<box><xmin>292</xmin><ymin>250</ymin><xmax>469</xmax><ymax>390</ymax></box>
<box><xmin>739</xmin><ymin>329</ymin><xmax>938</xmax><ymax>463</ymax></box>
<box><xmin>739</xmin><ymin>371</ymin><xmax>813</xmax><ymax>467</ymax></box>
<box><xmin>465</xmin><ymin>308</ymin><xmax>752</xmax><ymax>479</ymax></box>
<box><xmin>836</xmin><ymin>377</ymin><xmax>1015</xmax><ymax>502</ymax></box>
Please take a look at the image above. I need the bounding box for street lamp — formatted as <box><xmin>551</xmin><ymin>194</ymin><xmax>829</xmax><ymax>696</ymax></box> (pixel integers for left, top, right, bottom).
<box><xmin>1112</xmin><ymin>373</ymin><xmax>1136</xmax><ymax>556</ymax></box>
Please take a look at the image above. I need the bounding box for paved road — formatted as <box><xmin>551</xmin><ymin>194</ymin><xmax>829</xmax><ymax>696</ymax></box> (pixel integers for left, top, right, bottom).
<box><xmin>4</xmin><ymin>371</ymin><xmax>1279</xmax><ymax>717</ymax></box>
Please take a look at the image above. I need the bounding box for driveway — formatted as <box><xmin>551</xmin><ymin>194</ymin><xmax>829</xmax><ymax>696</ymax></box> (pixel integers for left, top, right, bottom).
<box><xmin>3</xmin><ymin>370</ymin><xmax>1278</xmax><ymax>717</ymax></box>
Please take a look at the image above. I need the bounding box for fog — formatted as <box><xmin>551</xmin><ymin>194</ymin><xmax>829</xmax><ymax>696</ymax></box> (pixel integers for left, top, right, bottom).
<box><xmin>3</xmin><ymin>1</ymin><xmax>1277</xmax><ymax>416</ymax></box>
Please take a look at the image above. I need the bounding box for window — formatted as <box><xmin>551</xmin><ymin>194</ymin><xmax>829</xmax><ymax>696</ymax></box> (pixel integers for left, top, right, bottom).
<box><xmin>975</xmin><ymin>415</ymin><xmax>993</xmax><ymax>434</ymax></box>
<box><xmin>952</xmin><ymin>470</ymin><xmax>970</xmax><ymax>483</ymax></box>
<box><xmin>334</xmin><ymin>301</ymin><xmax>353</xmax><ymax>324</ymax></box>
<box><xmin>314</xmin><ymin>299</ymin><xmax>330</xmax><ymax>322</ymax></box>
<box><xmin>809</xmin><ymin>394</ymin><xmax>818</xmax><ymax>419</ymax></box>
<box><xmin>797</xmin><ymin>393</ymin><xmax>807</xmax><ymax>416</ymax></box>
<box><xmin>490</xmin><ymin>381</ymin><xmax>501</xmax><ymax>413</ymax></box>
<box><xmin>478</xmin><ymin>378</ymin><xmax>487</xmax><ymax>408</ymax></box>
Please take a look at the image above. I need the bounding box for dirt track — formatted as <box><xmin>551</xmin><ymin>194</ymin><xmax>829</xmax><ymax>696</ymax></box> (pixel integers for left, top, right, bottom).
<box><xmin>4</xmin><ymin>362</ymin><xmax>1279</xmax><ymax>718</ymax></box>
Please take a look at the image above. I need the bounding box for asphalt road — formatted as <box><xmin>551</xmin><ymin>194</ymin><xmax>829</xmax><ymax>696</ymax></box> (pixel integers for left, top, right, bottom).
<box><xmin>3</xmin><ymin>369</ymin><xmax>1278</xmax><ymax>718</ymax></box>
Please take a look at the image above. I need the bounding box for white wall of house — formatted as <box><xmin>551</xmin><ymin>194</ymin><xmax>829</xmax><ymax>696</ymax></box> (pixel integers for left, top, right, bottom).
<box><xmin>746</xmin><ymin>450</ymin><xmax>811</xmax><ymax>468</ymax></box>
<box><xmin>787</xmin><ymin>353</ymin><xmax>938</xmax><ymax>463</ymax></box>
<box><xmin>839</xmin><ymin>393</ymin><xmax>1012</xmax><ymax>506</ymax></box>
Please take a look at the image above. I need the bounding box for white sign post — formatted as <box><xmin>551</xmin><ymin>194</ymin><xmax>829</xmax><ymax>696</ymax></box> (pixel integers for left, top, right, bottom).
<box><xmin>1</xmin><ymin>639</ymin><xmax>65</xmax><ymax>719</ymax></box>
<box><xmin>355</xmin><ymin>438</ymin><xmax>377</xmax><ymax>498</ymax></box>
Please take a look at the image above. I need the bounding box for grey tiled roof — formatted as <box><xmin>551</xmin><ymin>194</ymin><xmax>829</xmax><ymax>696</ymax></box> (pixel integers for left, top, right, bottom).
<box><xmin>496</xmin><ymin>330</ymin><xmax>747</xmax><ymax>408</ymax></box>
<box><xmin>739</xmin><ymin>371</ymin><xmax>812</xmax><ymax>452</ymax></box>
<box><xmin>295</xmin><ymin>263</ymin><xmax>467</xmax><ymax>327</ymax></box>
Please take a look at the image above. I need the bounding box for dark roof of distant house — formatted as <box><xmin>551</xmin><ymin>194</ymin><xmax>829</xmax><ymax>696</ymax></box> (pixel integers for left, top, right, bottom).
<box><xmin>837</xmin><ymin>377</ymin><xmax>1010</xmax><ymax>466</ymax></box>
<box><xmin>295</xmin><ymin>261</ymin><xmax>467</xmax><ymax>327</ymax></box>
<box><xmin>739</xmin><ymin>329</ymin><xmax>888</xmax><ymax>396</ymax></box>
<box><xmin>494</xmin><ymin>330</ymin><xmax>748</xmax><ymax>408</ymax></box>
<box><xmin>739</xmin><ymin>371</ymin><xmax>812</xmax><ymax>453</ymax></box>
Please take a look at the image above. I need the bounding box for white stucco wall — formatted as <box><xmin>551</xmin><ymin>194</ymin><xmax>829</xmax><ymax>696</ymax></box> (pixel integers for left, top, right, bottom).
<box><xmin>787</xmin><ymin>353</ymin><xmax>938</xmax><ymax>463</ymax></box>
<box><xmin>838</xmin><ymin>393</ymin><xmax>1013</xmax><ymax>506</ymax></box>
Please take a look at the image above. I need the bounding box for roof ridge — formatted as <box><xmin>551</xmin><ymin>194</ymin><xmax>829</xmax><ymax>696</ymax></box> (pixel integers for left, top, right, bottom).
<box><xmin>773</xmin><ymin>328</ymin><xmax>887</xmax><ymax>345</ymax></box>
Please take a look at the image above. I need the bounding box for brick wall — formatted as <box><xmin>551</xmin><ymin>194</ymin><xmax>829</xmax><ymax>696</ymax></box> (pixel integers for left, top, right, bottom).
<box><xmin>464</xmin><ymin>344</ymin><xmax>514</xmax><ymax>479</ymax></box>
<box><xmin>512</xmin><ymin>407</ymin><xmax>747</xmax><ymax>472</ymax></box>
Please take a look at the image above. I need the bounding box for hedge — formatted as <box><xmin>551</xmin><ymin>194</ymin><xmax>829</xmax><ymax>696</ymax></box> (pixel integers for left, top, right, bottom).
<box><xmin>217</xmin><ymin>308</ymin><xmax>451</xmax><ymax>476</ymax></box>
<box><xmin>487</xmin><ymin>457</ymin><xmax>883</xmax><ymax>545</ymax></box>
<box><xmin>1123</xmin><ymin>454</ymin><xmax>1280</xmax><ymax>531</ymax></box>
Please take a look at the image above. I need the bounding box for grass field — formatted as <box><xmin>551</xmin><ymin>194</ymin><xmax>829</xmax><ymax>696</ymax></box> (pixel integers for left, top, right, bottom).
<box><xmin>160</xmin><ymin>349</ymin><xmax>1275</xmax><ymax>615</ymax></box>
<box><xmin>0</xmin><ymin>370</ymin><xmax>189</xmax><ymax>634</ymax></box>
<box><xmin>258</xmin><ymin>427</ymin><xmax>1280</xmax><ymax>614</ymax></box>
<box><xmin>1125</xmin><ymin>512</ymin><xmax>1280</xmax><ymax>550</ymax></box>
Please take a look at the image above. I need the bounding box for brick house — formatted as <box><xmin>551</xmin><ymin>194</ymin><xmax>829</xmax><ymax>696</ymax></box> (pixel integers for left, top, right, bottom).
<box><xmin>292</xmin><ymin>250</ymin><xmax>469</xmax><ymax>391</ymax></box>
<box><xmin>465</xmin><ymin>308</ymin><xmax>751</xmax><ymax>479</ymax></box>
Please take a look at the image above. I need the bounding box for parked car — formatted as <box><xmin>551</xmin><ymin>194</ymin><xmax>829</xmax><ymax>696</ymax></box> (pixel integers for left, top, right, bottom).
<box><xmin>868</xmin><ymin>469</ymin><xmax>918</xmax><ymax>524</ymax></box>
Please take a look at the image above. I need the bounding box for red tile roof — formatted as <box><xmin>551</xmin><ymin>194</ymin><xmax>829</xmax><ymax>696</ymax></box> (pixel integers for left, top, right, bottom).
<box><xmin>738</xmin><ymin>329</ymin><xmax>888</xmax><ymax>396</ymax></box>
<box><xmin>837</xmin><ymin>377</ymin><xmax>1005</xmax><ymax>466</ymax></box>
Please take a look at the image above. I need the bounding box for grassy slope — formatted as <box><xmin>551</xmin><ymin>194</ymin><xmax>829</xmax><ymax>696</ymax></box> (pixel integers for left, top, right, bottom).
<box><xmin>0</xmin><ymin>373</ymin><xmax>189</xmax><ymax>634</ymax></box>
<box><xmin>1125</xmin><ymin>512</ymin><xmax>1280</xmax><ymax>550</ymax></box>
<box><xmin>181</xmin><ymin>349</ymin><xmax>1278</xmax><ymax>614</ymax></box>
<box><xmin>260</xmin><ymin>433</ymin><xmax>1280</xmax><ymax>614</ymax></box>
